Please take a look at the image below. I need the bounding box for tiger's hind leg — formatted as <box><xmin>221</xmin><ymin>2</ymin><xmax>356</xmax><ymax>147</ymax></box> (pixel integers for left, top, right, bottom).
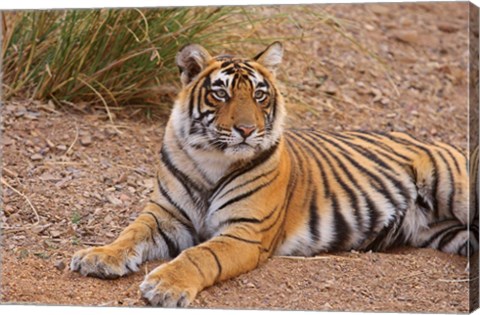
<box><xmin>406</xmin><ymin>148</ymin><xmax>478</xmax><ymax>256</ymax></box>
<box><xmin>410</xmin><ymin>219</ymin><xmax>478</xmax><ymax>256</ymax></box>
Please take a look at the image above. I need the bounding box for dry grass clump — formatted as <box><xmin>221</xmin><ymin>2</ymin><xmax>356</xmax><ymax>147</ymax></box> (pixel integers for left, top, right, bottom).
<box><xmin>1</xmin><ymin>8</ymin><xmax>241</xmax><ymax>107</ymax></box>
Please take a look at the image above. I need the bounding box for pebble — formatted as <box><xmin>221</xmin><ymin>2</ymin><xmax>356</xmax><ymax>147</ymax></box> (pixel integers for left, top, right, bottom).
<box><xmin>119</xmin><ymin>194</ymin><xmax>130</xmax><ymax>202</ymax></box>
<box><xmin>54</xmin><ymin>260</ymin><xmax>66</xmax><ymax>271</ymax></box>
<box><xmin>438</xmin><ymin>23</ymin><xmax>459</xmax><ymax>33</ymax></box>
<box><xmin>391</xmin><ymin>30</ymin><xmax>418</xmax><ymax>44</ymax></box>
<box><xmin>30</xmin><ymin>153</ymin><xmax>44</xmax><ymax>161</ymax></box>
<box><xmin>80</xmin><ymin>134</ymin><xmax>93</xmax><ymax>146</ymax></box>
<box><xmin>50</xmin><ymin>230</ymin><xmax>62</xmax><ymax>238</ymax></box>
<box><xmin>56</xmin><ymin>144</ymin><xmax>67</xmax><ymax>151</ymax></box>
<box><xmin>104</xmin><ymin>214</ymin><xmax>113</xmax><ymax>224</ymax></box>
<box><xmin>107</xmin><ymin>195</ymin><xmax>122</xmax><ymax>206</ymax></box>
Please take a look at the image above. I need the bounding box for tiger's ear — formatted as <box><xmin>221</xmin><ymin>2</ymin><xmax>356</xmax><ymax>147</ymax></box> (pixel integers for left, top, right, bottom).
<box><xmin>253</xmin><ymin>41</ymin><xmax>283</xmax><ymax>74</ymax></box>
<box><xmin>176</xmin><ymin>44</ymin><xmax>212</xmax><ymax>86</ymax></box>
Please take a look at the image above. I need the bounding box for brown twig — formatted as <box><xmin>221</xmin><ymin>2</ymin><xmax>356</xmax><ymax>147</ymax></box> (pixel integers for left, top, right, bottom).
<box><xmin>65</xmin><ymin>123</ymin><xmax>79</xmax><ymax>156</ymax></box>
<box><xmin>437</xmin><ymin>277</ymin><xmax>478</xmax><ymax>283</ymax></box>
<box><xmin>1</xmin><ymin>177</ymin><xmax>40</xmax><ymax>225</ymax></box>
<box><xmin>275</xmin><ymin>255</ymin><xmax>361</xmax><ymax>261</ymax></box>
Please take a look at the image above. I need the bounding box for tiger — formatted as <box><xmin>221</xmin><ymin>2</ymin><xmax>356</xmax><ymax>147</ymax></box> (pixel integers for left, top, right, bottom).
<box><xmin>70</xmin><ymin>42</ymin><xmax>478</xmax><ymax>307</ymax></box>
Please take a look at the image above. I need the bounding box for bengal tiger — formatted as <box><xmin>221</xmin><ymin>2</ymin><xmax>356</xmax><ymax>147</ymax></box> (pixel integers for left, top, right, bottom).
<box><xmin>70</xmin><ymin>42</ymin><xmax>478</xmax><ymax>307</ymax></box>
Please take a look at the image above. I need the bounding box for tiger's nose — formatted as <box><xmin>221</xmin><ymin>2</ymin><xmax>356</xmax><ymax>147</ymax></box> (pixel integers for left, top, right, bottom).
<box><xmin>234</xmin><ymin>124</ymin><xmax>256</xmax><ymax>138</ymax></box>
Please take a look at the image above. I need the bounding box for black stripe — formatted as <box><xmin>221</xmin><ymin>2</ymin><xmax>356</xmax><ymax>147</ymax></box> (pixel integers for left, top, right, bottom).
<box><xmin>202</xmin><ymin>247</ymin><xmax>222</xmax><ymax>282</ymax></box>
<box><xmin>148</xmin><ymin>199</ymin><xmax>196</xmax><ymax>238</ymax></box>
<box><xmin>210</xmin><ymin>141</ymin><xmax>279</xmax><ymax>201</ymax></box>
<box><xmin>214</xmin><ymin>172</ymin><xmax>280</xmax><ymax>212</ymax></box>
<box><xmin>331</xmin><ymin>133</ymin><xmax>412</xmax><ymax>200</ymax></box>
<box><xmin>420</xmin><ymin>223</ymin><xmax>463</xmax><ymax>248</ymax></box>
<box><xmin>438</xmin><ymin>227</ymin><xmax>466</xmax><ymax>251</ymax></box>
<box><xmin>308</xmin><ymin>188</ymin><xmax>320</xmax><ymax>242</ymax></box>
<box><xmin>218</xmin><ymin>205</ymin><xmax>278</xmax><ymax>230</ymax></box>
<box><xmin>440</xmin><ymin>145</ymin><xmax>461</xmax><ymax>173</ymax></box>
<box><xmin>296</xmin><ymin>132</ymin><xmax>364</xmax><ymax>233</ymax></box>
<box><xmin>220</xmin><ymin>234</ymin><xmax>261</xmax><ymax>245</ymax></box>
<box><xmin>212</xmin><ymin>78</ymin><xmax>226</xmax><ymax>87</ymax></box>
<box><xmin>340</xmin><ymin>131</ymin><xmax>412</xmax><ymax>161</ymax></box>
<box><xmin>382</xmin><ymin>133</ymin><xmax>440</xmax><ymax>213</ymax></box>
<box><xmin>329</xmin><ymin>194</ymin><xmax>351</xmax><ymax>251</ymax></box>
<box><xmin>142</xmin><ymin>211</ymin><xmax>179</xmax><ymax>258</ymax></box>
<box><xmin>185</xmin><ymin>252</ymin><xmax>206</xmax><ymax>281</ymax></box>
<box><xmin>314</xmin><ymin>132</ymin><xmax>407</xmax><ymax>209</ymax></box>
<box><xmin>286</xmin><ymin>132</ymin><xmax>331</xmax><ymax>198</ymax></box>
<box><xmin>215</xmin><ymin>168</ymin><xmax>277</xmax><ymax>201</ymax></box>
<box><xmin>160</xmin><ymin>146</ymin><xmax>203</xmax><ymax>202</ymax></box>
<box><xmin>259</xmin><ymin>207</ymin><xmax>284</xmax><ymax>234</ymax></box>
<box><xmin>126</xmin><ymin>264</ymin><xmax>135</xmax><ymax>273</ymax></box>
<box><xmin>188</xmin><ymin>79</ymin><xmax>201</xmax><ymax>117</ymax></box>
<box><xmin>328</xmin><ymin>132</ymin><xmax>410</xmax><ymax>174</ymax></box>
<box><xmin>139</xmin><ymin>222</ymin><xmax>158</xmax><ymax>246</ymax></box>
<box><xmin>436</xmin><ymin>149</ymin><xmax>455</xmax><ymax>218</ymax></box>
<box><xmin>156</xmin><ymin>179</ymin><xmax>194</xmax><ymax>226</ymax></box>
<box><xmin>174</xmin><ymin>137</ymin><xmax>214</xmax><ymax>187</ymax></box>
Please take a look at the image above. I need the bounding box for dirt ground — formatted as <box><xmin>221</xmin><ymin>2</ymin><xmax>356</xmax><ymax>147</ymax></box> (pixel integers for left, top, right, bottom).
<box><xmin>1</xmin><ymin>2</ymin><xmax>477</xmax><ymax>313</ymax></box>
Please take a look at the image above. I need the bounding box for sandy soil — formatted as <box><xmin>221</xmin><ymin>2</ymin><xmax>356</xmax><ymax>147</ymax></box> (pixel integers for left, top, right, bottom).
<box><xmin>1</xmin><ymin>2</ymin><xmax>477</xmax><ymax>313</ymax></box>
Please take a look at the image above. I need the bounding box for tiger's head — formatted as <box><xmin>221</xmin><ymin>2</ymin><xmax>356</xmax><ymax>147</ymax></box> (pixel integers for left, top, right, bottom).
<box><xmin>170</xmin><ymin>42</ymin><xmax>285</xmax><ymax>161</ymax></box>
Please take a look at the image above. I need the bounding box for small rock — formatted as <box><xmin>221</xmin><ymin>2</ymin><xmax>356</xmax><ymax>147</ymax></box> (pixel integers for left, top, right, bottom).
<box><xmin>323</xmin><ymin>302</ymin><xmax>333</xmax><ymax>309</ymax></box>
<box><xmin>105</xmin><ymin>127</ymin><xmax>118</xmax><ymax>136</ymax></box>
<box><xmin>46</xmin><ymin>139</ymin><xmax>55</xmax><ymax>148</ymax></box>
<box><xmin>380</xmin><ymin>98</ymin><xmax>390</xmax><ymax>106</ymax></box>
<box><xmin>104</xmin><ymin>214</ymin><xmax>113</xmax><ymax>224</ymax></box>
<box><xmin>391</xmin><ymin>30</ymin><xmax>418</xmax><ymax>44</ymax></box>
<box><xmin>386</xmin><ymin>113</ymin><xmax>397</xmax><ymax>118</ymax></box>
<box><xmin>50</xmin><ymin>230</ymin><xmax>62</xmax><ymax>238</ymax></box>
<box><xmin>364</xmin><ymin>24</ymin><xmax>375</xmax><ymax>31</ymax></box>
<box><xmin>245</xmin><ymin>282</ymin><xmax>256</xmax><ymax>288</ymax></box>
<box><xmin>119</xmin><ymin>194</ymin><xmax>130</xmax><ymax>202</ymax></box>
<box><xmin>3</xmin><ymin>137</ymin><xmax>14</xmax><ymax>146</ymax></box>
<box><xmin>438</xmin><ymin>23</ymin><xmax>459</xmax><ymax>33</ymax></box>
<box><xmin>107</xmin><ymin>195</ymin><xmax>123</xmax><ymax>206</ymax></box>
<box><xmin>54</xmin><ymin>260</ymin><xmax>66</xmax><ymax>271</ymax></box>
<box><xmin>56</xmin><ymin>144</ymin><xmax>67</xmax><ymax>151</ymax></box>
<box><xmin>321</xmin><ymin>81</ymin><xmax>337</xmax><ymax>95</ymax></box>
<box><xmin>80</xmin><ymin>134</ymin><xmax>93</xmax><ymax>146</ymax></box>
<box><xmin>30</xmin><ymin>153</ymin><xmax>44</xmax><ymax>161</ymax></box>
<box><xmin>39</xmin><ymin>173</ymin><xmax>61</xmax><ymax>182</ymax></box>
<box><xmin>369</xmin><ymin>4</ymin><xmax>390</xmax><ymax>15</ymax></box>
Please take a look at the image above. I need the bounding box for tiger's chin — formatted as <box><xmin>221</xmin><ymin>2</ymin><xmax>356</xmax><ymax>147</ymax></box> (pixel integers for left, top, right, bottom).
<box><xmin>224</xmin><ymin>143</ymin><xmax>258</xmax><ymax>160</ymax></box>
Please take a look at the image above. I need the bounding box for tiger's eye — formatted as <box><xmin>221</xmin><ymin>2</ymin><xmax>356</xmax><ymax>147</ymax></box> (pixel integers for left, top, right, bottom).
<box><xmin>214</xmin><ymin>90</ymin><xmax>227</xmax><ymax>99</ymax></box>
<box><xmin>254</xmin><ymin>90</ymin><xmax>266</xmax><ymax>100</ymax></box>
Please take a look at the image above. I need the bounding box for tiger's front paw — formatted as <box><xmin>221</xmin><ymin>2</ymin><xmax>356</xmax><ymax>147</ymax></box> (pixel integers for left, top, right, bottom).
<box><xmin>70</xmin><ymin>245</ymin><xmax>140</xmax><ymax>279</ymax></box>
<box><xmin>140</xmin><ymin>264</ymin><xmax>198</xmax><ymax>308</ymax></box>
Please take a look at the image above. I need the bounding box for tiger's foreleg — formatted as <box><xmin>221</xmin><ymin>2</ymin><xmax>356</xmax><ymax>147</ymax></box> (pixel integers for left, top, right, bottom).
<box><xmin>140</xmin><ymin>224</ymin><xmax>268</xmax><ymax>307</ymax></box>
<box><xmin>70</xmin><ymin>202</ymin><xmax>196</xmax><ymax>279</ymax></box>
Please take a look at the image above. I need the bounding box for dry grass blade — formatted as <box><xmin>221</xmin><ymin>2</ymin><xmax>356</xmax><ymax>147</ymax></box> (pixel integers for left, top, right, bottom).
<box><xmin>1</xmin><ymin>177</ymin><xmax>40</xmax><ymax>225</ymax></box>
<box><xmin>275</xmin><ymin>255</ymin><xmax>361</xmax><ymax>261</ymax></box>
